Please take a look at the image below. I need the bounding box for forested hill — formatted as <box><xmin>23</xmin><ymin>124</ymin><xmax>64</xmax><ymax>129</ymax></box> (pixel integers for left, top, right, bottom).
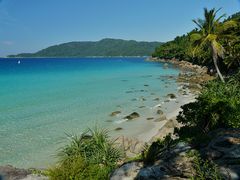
<box><xmin>8</xmin><ymin>38</ymin><xmax>162</xmax><ymax>58</ymax></box>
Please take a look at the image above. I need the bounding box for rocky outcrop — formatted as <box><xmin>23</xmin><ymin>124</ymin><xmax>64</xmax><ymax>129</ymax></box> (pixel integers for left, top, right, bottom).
<box><xmin>0</xmin><ymin>166</ymin><xmax>48</xmax><ymax>180</ymax></box>
<box><xmin>201</xmin><ymin>129</ymin><xmax>240</xmax><ymax>180</ymax></box>
<box><xmin>111</xmin><ymin>128</ymin><xmax>240</xmax><ymax>180</ymax></box>
<box><xmin>110</xmin><ymin>142</ymin><xmax>195</xmax><ymax>180</ymax></box>
<box><xmin>149</xmin><ymin>58</ymin><xmax>214</xmax><ymax>94</ymax></box>
<box><xmin>110</xmin><ymin>111</ymin><xmax>121</xmax><ymax>117</ymax></box>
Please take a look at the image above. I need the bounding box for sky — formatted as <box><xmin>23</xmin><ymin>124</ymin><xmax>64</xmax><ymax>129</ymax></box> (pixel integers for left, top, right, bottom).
<box><xmin>0</xmin><ymin>0</ymin><xmax>239</xmax><ymax>57</ymax></box>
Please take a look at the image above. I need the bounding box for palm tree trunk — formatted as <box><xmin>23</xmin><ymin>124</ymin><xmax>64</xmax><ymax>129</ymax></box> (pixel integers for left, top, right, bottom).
<box><xmin>211</xmin><ymin>44</ymin><xmax>225</xmax><ymax>83</ymax></box>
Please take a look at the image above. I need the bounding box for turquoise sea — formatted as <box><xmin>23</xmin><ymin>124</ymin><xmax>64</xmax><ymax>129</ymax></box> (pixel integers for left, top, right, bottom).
<box><xmin>0</xmin><ymin>58</ymin><xmax>180</xmax><ymax>168</ymax></box>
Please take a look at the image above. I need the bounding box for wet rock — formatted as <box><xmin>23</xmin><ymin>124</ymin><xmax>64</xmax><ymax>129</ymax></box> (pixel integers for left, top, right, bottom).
<box><xmin>157</xmin><ymin>109</ymin><xmax>164</xmax><ymax>115</ymax></box>
<box><xmin>115</xmin><ymin>127</ymin><xmax>123</xmax><ymax>131</ymax></box>
<box><xmin>139</xmin><ymin>106</ymin><xmax>145</xmax><ymax>108</ymax></box>
<box><xmin>105</xmin><ymin>119</ymin><xmax>113</xmax><ymax>122</ymax></box>
<box><xmin>110</xmin><ymin>111</ymin><xmax>121</xmax><ymax>117</ymax></box>
<box><xmin>146</xmin><ymin>117</ymin><xmax>154</xmax><ymax>120</ymax></box>
<box><xmin>124</xmin><ymin>112</ymin><xmax>140</xmax><ymax>120</ymax></box>
<box><xmin>131</xmin><ymin>98</ymin><xmax>137</xmax><ymax>101</ymax></box>
<box><xmin>164</xmin><ymin>99</ymin><xmax>170</xmax><ymax>103</ymax></box>
<box><xmin>153</xmin><ymin>97</ymin><xmax>160</xmax><ymax>101</ymax></box>
<box><xmin>144</xmin><ymin>84</ymin><xmax>149</xmax><ymax>87</ymax></box>
<box><xmin>125</xmin><ymin>91</ymin><xmax>133</xmax><ymax>93</ymax></box>
<box><xmin>167</xmin><ymin>93</ymin><xmax>177</xmax><ymax>99</ymax></box>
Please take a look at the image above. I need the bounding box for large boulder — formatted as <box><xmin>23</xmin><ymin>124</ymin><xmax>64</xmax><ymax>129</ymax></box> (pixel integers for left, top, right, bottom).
<box><xmin>201</xmin><ymin>129</ymin><xmax>240</xmax><ymax>180</ymax></box>
<box><xmin>124</xmin><ymin>112</ymin><xmax>140</xmax><ymax>120</ymax></box>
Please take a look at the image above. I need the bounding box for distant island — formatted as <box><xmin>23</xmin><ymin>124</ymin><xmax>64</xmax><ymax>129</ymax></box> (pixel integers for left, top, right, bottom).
<box><xmin>8</xmin><ymin>38</ymin><xmax>162</xmax><ymax>58</ymax></box>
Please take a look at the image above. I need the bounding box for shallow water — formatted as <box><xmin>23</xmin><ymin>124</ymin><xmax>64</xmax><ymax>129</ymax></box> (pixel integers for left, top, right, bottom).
<box><xmin>0</xmin><ymin>57</ymin><xmax>180</xmax><ymax>168</ymax></box>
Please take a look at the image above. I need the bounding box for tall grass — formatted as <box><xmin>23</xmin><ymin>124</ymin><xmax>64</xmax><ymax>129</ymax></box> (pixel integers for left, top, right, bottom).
<box><xmin>48</xmin><ymin>127</ymin><xmax>122</xmax><ymax>180</ymax></box>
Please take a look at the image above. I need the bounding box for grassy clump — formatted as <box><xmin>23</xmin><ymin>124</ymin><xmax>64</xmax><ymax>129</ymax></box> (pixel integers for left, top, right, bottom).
<box><xmin>175</xmin><ymin>74</ymin><xmax>240</xmax><ymax>144</ymax></box>
<box><xmin>48</xmin><ymin>127</ymin><xmax>122</xmax><ymax>180</ymax></box>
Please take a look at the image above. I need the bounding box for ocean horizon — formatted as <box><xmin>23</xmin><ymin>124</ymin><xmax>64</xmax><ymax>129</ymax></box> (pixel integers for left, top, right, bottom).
<box><xmin>0</xmin><ymin>57</ymin><xmax>180</xmax><ymax>168</ymax></box>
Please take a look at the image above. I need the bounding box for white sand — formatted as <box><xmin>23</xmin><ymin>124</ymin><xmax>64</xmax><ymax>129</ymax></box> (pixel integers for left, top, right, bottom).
<box><xmin>110</xmin><ymin>89</ymin><xmax>197</xmax><ymax>143</ymax></box>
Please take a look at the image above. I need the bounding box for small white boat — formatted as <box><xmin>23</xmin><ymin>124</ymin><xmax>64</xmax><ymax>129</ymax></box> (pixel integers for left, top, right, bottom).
<box><xmin>17</xmin><ymin>60</ymin><xmax>21</xmax><ymax>64</ymax></box>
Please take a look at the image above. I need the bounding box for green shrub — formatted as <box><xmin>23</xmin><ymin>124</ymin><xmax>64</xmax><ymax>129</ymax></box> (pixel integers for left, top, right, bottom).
<box><xmin>176</xmin><ymin>77</ymin><xmax>240</xmax><ymax>143</ymax></box>
<box><xmin>48</xmin><ymin>127</ymin><xmax>122</xmax><ymax>180</ymax></box>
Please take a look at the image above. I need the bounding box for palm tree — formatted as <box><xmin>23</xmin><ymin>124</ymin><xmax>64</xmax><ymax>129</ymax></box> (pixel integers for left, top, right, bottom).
<box><xmin>191</xmin><ymin>8</ymin><xmax>237</xmax><ymax>82</ymax></box>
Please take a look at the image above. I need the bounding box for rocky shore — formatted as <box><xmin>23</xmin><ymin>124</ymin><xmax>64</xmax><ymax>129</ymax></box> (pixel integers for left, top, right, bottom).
<box><xmin>110</xmin><ymin>128</ymin><xmax>240</xmax><ymax>180</ymax></box>
<box><xmin>111</xmin><ymin>57</ymin><xmax>213</xmax><ymax>159</ymax></box>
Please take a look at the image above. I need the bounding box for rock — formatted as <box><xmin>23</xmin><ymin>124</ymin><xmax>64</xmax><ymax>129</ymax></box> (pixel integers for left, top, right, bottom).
<box><xmin>153</xmin><ymin>98</ymin><xmax>160</xmax><ymax>101</ymax></box>
<box><xmin>136</xmin><ymin>165</ymin><xmax>167</xmax><ymax>179</ymax></box>
<box><xmin>164</xmin><ymin>99</ymin><xmax>170</xmax><ymax>103</ymax></box>
<box><xmin>164</xmin><ymin>119</ymin><xmax>176</xmax><ymax>128</ymax></box>
<box><xmin>201</xmin><ymin>129</ymin><xmax>240</xmax><ymax>179</ymax></box>
<box><xmin>144</xmin><ymin>84</ymin><xmax>149</xmax><ymax>87</ymax></box>
<box><xmin>154</xmin><ymin>115</ymin><xmax>166</xmax><ymax>122</ymax></box>
<box><xmin>124</xmin><ymin>112</ymin><xmax>140</xmax><ymax>120</ymax></box>
<box><xmin>0</xmin><ymin>165</ymin><xmax>31</xmax><ymax>180</ymax></box>
<box><xmin>220</xmin><ymin>165</ymin><xmax>240</xmax><ymax>180</ymax></box>
<box><xmin>105</xmin><ymin>119</ymin><xmax>113</xmax><ymax>122</ymax></box>
<box><xmin>167</xmin><ymin>93</ymin><xmax>177</xmax><ymax>99</ymax></box>
<box><xmin>21</xmin><ymin>174</ymin><xmax>49</xmax><ymax>180</ymax></box>
<box><xmin>110</xmin><ymin>111</ymin><xmax>121</xmax><ymax>117</ymax></box>
<box><xmin>139</xmin><ymin>106</ymin><xmax>145</xmax><ymax>108</ymax></box>
<box><xmin>115</xmin><ymin>127</ymin><xmax>123</xmax><ymax>131</ymax></box>
<box><xmin>110</xmin><ymin>162</ymin><xmax>142</xmax><ymax>180</ymax></box>
<box><xmin>157</xmin><ymin>109</ymin><xmax>164</xmax><ymax>115</ymax></box>
<box><xmin>126</xmin><ymin>91</ymin><xmax>133</xmax><ymax>93</ymax></box>
<box><xmin>147</xmin><ymin>117</ymin><xmax>154</xmax><ymax>120</ymax></box>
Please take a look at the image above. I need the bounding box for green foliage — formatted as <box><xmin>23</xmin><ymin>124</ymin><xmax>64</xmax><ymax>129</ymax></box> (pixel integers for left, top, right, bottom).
<box><xmin>152</xmin><ymin>35</ymin><xmax>193</xmax><ymax>61</ymax></box>
<box><xmin>8</xmin><ymin>38</ymin><xmax>162</xmax><ymax>57</ymax></box>
<box><xmin>152</xmin><ymin>11</ymin><xmax>240</xmax><ymax>72</ymax></box>
<box><xmin>188</xmin><ymin>151</ymin><xmax>223</xmax><ymax>180</ymax></box>
<box><xmin>141</xmin><ymin>134</ymin><xmax>176</xmax><ymax>165</ymax></box>
<box><xmin>48</xmin><ymin>127</ymin><xmax>122</xmax><ymax>180</ymax></box>
<box><xmin>176</xmin><ymin>76</ymin><xmax>240</xmax><ymax>143</ymax></box>
<box><xmin>48</xmin><ymin>156</ymin><xmax>112</xmax><ymax>180</ymax></box>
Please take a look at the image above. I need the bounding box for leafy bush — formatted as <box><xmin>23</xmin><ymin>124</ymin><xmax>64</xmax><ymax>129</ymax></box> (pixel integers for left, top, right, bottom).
<box><xmin>48</xmin><ymin>127</ymin><xmax>122</xmax><ymax>180</ymax></box>
<box><xmin>175</xmin><ymin>76</ymin><xmax>240</xmax><ymax>143</ymax></box>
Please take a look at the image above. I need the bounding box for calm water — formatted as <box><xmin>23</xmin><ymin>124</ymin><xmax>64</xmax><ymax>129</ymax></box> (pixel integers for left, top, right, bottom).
<box><xmin>0</xmin><ymin>58</ymin><xmax>180</xmax><ymax>168</ymax></box>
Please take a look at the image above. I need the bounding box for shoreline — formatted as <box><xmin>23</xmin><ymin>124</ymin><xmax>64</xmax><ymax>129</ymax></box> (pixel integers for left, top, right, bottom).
<box><xmin>0</xmin><ymin>58</ymin><xmax>212</xmax><ymax>174</ymax></box>
<box><xmin>112</xmin><ymin>57</ymin><xmax>213</xmax><ymax>157</ymax></box>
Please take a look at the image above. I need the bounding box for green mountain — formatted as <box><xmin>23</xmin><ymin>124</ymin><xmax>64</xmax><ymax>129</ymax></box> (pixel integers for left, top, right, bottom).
<box><xmin>8</xmin><ymin>38</ymin><xmax>162</xmax><ymax>58</ymax></box>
